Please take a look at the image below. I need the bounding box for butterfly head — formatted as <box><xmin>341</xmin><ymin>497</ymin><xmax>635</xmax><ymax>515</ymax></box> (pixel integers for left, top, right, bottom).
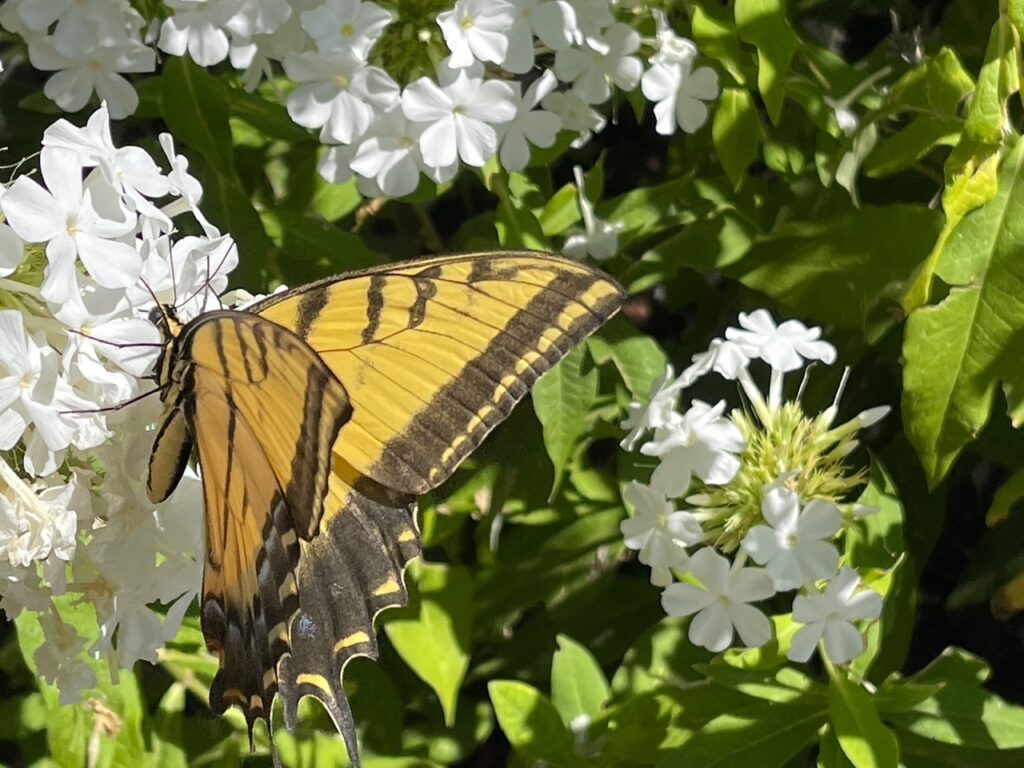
<box><xmin>149</xmin><ymin>303</ymin><xmax>183</xmax><ymax>342</ymax></box>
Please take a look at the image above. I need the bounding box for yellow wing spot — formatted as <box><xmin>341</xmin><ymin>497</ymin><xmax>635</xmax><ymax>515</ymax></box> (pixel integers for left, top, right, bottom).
<box><xmin>249</xmin><ymin>694</ymin><xmax>263</xmax><ymax>710</ymax></box>
<box><xmin>278</xmin><ymin>575</ymin><xmax>297</xmax><ymax>602</ymax></box>
<box><xmin>280</xmin><ymin>529</ymin><xmax>298</xmax><ymax>547</ymax></box>
<box><xmin>296</xmin><ymin>673</ymin><xmax>332</xmax><ymax>695</ymax></box>
<box><xmin>398</xmin><ymin>528</ymin><xmax>416</xmax><ymax>543</ymax></box>
<box><xmin>496</xmin><ymin>374</ymin><xmax>519</xmax><ymax>403</ymax></box>
<box><xmin>515</xmin><ymin>351</ymin><xmax>542</xmax><ymax>376</ymax></box>
<box><xmin>222</xmin><ymin>687</ymin><xmax>245</xmax><ymax>703</ymax></box>
<box><xmin>263</xmin><ymin>668</ymin><xmax>277</xmax><ymax>688</ymax></box>
<box><xmin>334</xmin><ymin>631</ymin><xmax>370</xmax><ymax>652</ymax></box>
<box><xmin>269</xmin><ymin>621</ymin><xmax>288</xmax><ymax>645</ymax></box>
<box><xmin>372</xmin><ymin>577</ymin><xmax>400</xmax><ymax>596</ymax></box>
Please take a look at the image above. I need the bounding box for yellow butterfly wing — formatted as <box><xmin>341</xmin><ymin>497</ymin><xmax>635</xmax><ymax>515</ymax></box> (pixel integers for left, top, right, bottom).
<box><xmin>253</xmin><ymin>251</ymin><xmax>625</xmax><ymax>495</ymax></box>
<box><xmin>149</xmin><ymin>251</ymin><xmax>623</xmax><ymax>766</ymax></box>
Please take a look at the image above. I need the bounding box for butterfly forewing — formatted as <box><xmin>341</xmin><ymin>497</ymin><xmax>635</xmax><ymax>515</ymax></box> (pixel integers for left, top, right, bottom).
<box><xmin>253</xmin><ymin>252</ymin><xmax>625</xmax><ymax>495</ymax></box>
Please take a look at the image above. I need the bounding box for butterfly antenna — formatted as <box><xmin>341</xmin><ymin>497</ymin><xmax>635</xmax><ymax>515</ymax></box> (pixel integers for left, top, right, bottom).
<box><xmin>139</xmin><ymin>276</ymin><xmax>173</xmax><ymax>327</ymax></box>
<box><xmin>169</xmin><ymin>244</ymin><xmax>180</xmax><ymax>308</ymax></box>
<box><xmin>179</xmin><ymin>242</ymin><xmax>234</xmax><ymax>310</ymax></box>
<box><xmin>60</xmin><ymin>385</ymin><xmax>165</xmax><ymax>416</ymax></box>
<box><xmin>67</xmin><ymin>329</ymin><xmax>164</xmax><ymax>350</ymax></box>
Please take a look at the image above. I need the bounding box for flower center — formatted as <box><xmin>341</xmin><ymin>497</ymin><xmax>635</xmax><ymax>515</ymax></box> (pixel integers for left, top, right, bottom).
<box><xmin>784</xmin><ymin>533</ymin><xmax>799</xmax><ymax>549</ymax></box>
<box><xmin>334</xmin><ymin>74</ymin><xmax>349</xmax><ymax>90</ymax></box>
<box><xmin>715</xmin><ymin>594</ymin><xmax>732</xmax><ymax>606</ymax></box>
<box><xmin>461</xmin><ymin>17</ymin><xmax>474</xmax><ymax>29</ymax></box>
<box><xmin>20</xmin><ymin>371</ymin><xmax>35</xmax><ymax>390</ymax></box>
<box><xmin>340</xmin><ymin>23</ymin><xmax>354</xmax><ymax>38</ymax></box>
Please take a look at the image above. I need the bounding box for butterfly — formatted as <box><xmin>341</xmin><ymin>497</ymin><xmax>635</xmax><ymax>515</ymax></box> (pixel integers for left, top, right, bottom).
<box><xmin>146</xmin><ymin>251</ymin><xmax>624</xmax><ymax>765</ymax></box>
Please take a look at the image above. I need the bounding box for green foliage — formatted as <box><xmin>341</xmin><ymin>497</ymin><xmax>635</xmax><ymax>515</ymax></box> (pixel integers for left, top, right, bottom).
<box><xmin>7</xmin><ymin>1</ymin><xmax>1024</xmax><ymax>767</ymax></box>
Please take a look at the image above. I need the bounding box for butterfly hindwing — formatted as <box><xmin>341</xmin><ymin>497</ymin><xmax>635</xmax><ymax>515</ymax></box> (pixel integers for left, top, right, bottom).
<box><xmin>253</xmin><ymin>251</ymin><xmax>626</xmax><ymax>495</ymax></box>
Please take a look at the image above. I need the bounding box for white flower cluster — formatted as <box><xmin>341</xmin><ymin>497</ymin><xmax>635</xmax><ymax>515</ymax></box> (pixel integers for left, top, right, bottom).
<box><xmin>2</xmin><ymin>1</ymin><xmax>720</xmax><ymax>195</ymax></box>
<box><xmin>620</xmin><ymin>310</ymin><xmax>887</xmax><ymax>665</ymax></box>
<box><xmin>0</xmin><ymin>105</ymin><xmax>237</xmax><ymax>701</ymax></box>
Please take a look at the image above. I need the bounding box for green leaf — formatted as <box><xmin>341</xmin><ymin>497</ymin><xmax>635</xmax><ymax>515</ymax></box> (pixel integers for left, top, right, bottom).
<box><xmin>847</xmin><ymin>461</ymin><xmax>905</xmax><ymax>571</ymax></box>
<box><xmin>200</xmin><ymin>171</ymin><xmax>276</xmax><ymax>290</ymax></box>
<box><xmin>152</xmin><ymin>684</ymin><xmax>189</xmax><ymax>768</ymax></box>
<box><xmin>488</xmin><ymin>681</ymin><xmax>579</xmax><ymax>766</ymax></box>
<box><xmin>963</xmin><ymin>17</ymin><xmax>1020</xmax><ymax>144</ymax></box>
<box><xmin>713</xmin><ymin>88</ymin><xmax>761</xmax><ymax>188</ymax></box>
<box><xmin>551</xmin><ymin>635</ymin><xmax>610</xmax><ymax>727</ymax></box>
<box><xmin>539</xmin><ymin>182</ymin><xmax>582</xmax><ymax>237</ymax></box>
<box><xmin>532</xmin><ymin>343</ymin><xmax>599</xmax><ymax>495</ymax></box>
<box><xmin>260</xmin><ymin>209</ymin><xmax>380</xmax><ymax>283</ymax></box>
<box><xmin>611</xmin><ymin>618</ymin><xmax>712</xmax><ymax>696</ymax></box>
<box><xmin>903</xmin><ymin>139</ymin><xmax>1024</xmax><ymax>486</ymax></box>
<box><xmin>735</xmin><ymin>0</ymin><xmax>797</xmax><ymax>124</ymax></box>
<box><xmin>827</xmin><ymin>668</ymin><xmax>900</xmax><ymax>768</ymax></box>
<box><xmin>692</xmin><ymin>2</ymin><xmax>747</xmax><ymax>86</ymax></box>
<box><xmin>884</xmin><ymin>47</ymin><xmax>975</xmax><ymax>117</ymax></box>
<box><xmin>729</xmin><ymin>204</ymin><xmax>942</xmax><ymax>340</ymax></box>
<box><xmin>887</xmin><ymin>650</ymin><xmax>1024</xmax><ymax>750</ymax></box>
<box><xmin>383</xmin><ymin>563</ymin><xmax>472</xmax><ymax>726</ymax></box>
<box><xmin>864</xmin><ymin>118</ymin><xmax>962</xmax><ymax>178</ymax></box>
<box><xmin>873</xmin><ymin>681</ymin><xmax>945</xmax><ymax>714</ymax></box>
<box><xmin>226</xmin><ymin>88</ymin><xmax>311</xmax><ymax>143</ymax></box>
<box><xmin>589</xmin><ymin>315</ymin><xmax>668</xmax><ymax>398</ymax></box>
<box><xmin>697</xmin><ymin>665</ymin><xmax>826</xmax><ymax>706</ymax></box>
<box><xmin>487</xmin><ymin>166</ymin><xmax>547</xmax><ymax>250</ymax></box>
<box><xmin>986</xmin><ymin>464</ymin><xmax>1024</xmax><ymax>525</ymax></box>
<box><xmin>656</xmin><ymin>698</ymin><xmax>825</xmax><ymax>767</ymax></box>
<box><xmin>161</xmin><ymin>56</ymin><xmax>234</xmax><ymax>177</ymax></box>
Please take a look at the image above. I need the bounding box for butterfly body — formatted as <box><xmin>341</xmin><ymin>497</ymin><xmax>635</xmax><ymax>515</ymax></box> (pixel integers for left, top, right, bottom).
<box><xmin>146</xmin><ymin>251</ymin><xmax>624</xmax><ymax>765</ymax></box>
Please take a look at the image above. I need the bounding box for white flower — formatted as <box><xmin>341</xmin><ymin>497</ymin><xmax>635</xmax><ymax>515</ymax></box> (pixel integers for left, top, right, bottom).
<box><xmin>350</xmin><ymin>107</ymin><xmax>427</xmax><ymax>197</ymax></box>
<box><xmin>301</xmin><ymin>0</ymin><xmax>392</xmax><ymax>58</ymax></box>
<box><xmin>554</xmin><ymin>22</ymin><xmax>642</xmax><ymax>104</ymax></box>
<box><xmin>2</xmin><ymin>147</ymin><xmax>140</xmax><ymax>303</ymax></box>
<box><xmin>437</xmin><ymin>0</ymin><xmax>516</xmax><ymax>68</ymax></box>
<box><xmin>44</xmin><ymin>105</ymin><xmax>171</xmax><ymax>217</ymax></box>
<box><xmin>17</xmin><ymin>0</ymin><xmax>132</xmax><ymax>58</ymax></box>
<box><xmin>650</xmin><ymin>9</ymin><xmax>697</xmax><ymax>67</ymax></box>
<box><xmin>226</xmin><ymin>0</ymin><xmax>291</xmax><ymax>39</ymax></box>
<box><xmin>641</xmin><ymin>58</ymin><xmax>720</xmax><ymax>136</ymax></box>
<box><xmin>641</xmin><ymin>400</ymin><xmax>745</xmax><ymax>498</ymax></box>
<box><xmin>622</xmin><ymin>481</ymin><xmax>702</xmax><ymax>587</ymax></box>
<box><xmin>726</xmin><ymin>310</ymin><xmax>837</xmax><ymax>372</ymax></box>
<box><xmin>563</xmin><ymin>0</ymin><xmax>610</xmax><ymax>50</ymax></box>
<box><xmin>28</xmin><ymin>38</ymin><xmax>155</xmax><ymax>119</ymax></box>
<box><xmin>158</xmin><ymin>134</ymin><xmax>218</xmax><ymax>237</ymax></box>
<box><xmin>159</xmin><ymin>0</ymin><xmax>244</xmax><ymax>66</ymax></box>
<box><xmin>498</xmin><ymin>71</ymin><xmax>561</xmax><ymax>172</ymax></box>
<box><xmin>402</xmin><ymin>72</ymin><xmax>516</xmax><ymax>168</ymax></box>
<box><xmin>742</xmin><ymin>486</ymin><xmax>841</xmax><ymax>591</ymax></box>
<box><xmin>502</xmin><ymin>0</ymin><xmax>577</xmax><ymax>73</ymax></box>
<box><xmin>682</xmin><ymin>338</ymin><xmax>751</xmax><ymax>384</ymax></box>
<box><xmin>0</xmin><ymin>311</ymin><xmax>88</xmax><ymax>455</ymax></box>
<box><xmin>788</xmin><ymin>567</ymin><xmax>883</xmax><ymax>664</ymax></box>
<box><xmin>541</xmin><ymin>90</ymin><xmax>606</xmax><ymax>146</ymax></box>
<box><xmin>661</xmin><ymin>547</ymin><xmax>774</xmax><ymax>652</ymax></box>
<box><xmin>318</xmin><ymin>142</ymin><xmax>360</xmax><ymax>184</ymax></box>
<box><xmin>620</xmin><ymin>364</ymin><xmax>686</xmax><ymax>451</ymax></box>
<box><xmin>0</xmin><ymin>223</ymin><xmax>24</xmax><ymax>277</ymax></box>
<box><xmin>284</xmin><ymin>50</ymin><xmax>400</xmax><ymax>144</ymax></box>
<box><xmin>34</xmin><ymin>610</ymin><xmax>97</xmax><ymax>705</ymax></box>
<box><xmin>563</xmin><ymin>165</ymin><xmax>621</xmax><ymax>261</ymax></box>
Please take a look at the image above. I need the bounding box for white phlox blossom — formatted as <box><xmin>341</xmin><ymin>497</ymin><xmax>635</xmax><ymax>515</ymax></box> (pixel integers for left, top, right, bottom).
<box><xmin>499</xmin><ymin>71</ymin><xmax>562</xmax><ymax>172</ymax></box>
<box><xmin>641</xmin><ymin>399</ymin><xmax>745</xmax><ymax>498</ymax></box>
<box><xmin>788</xmin><ymin>567</ymin><xmax>883</xmax><ymax>664</ymax></box>
<box><xmin>563</xmin><ymin>165</ymin><xmax>622</xmax><ymax>261</ymax></box>
<box><xmin>642</xmin><ymin>52</ymin><xmax>720</xmax><ymax>136</ymax></box>
<box><xmin>661</xmin><ymin>547</ymin><xmax>774</xmax><ymax>652</ymax></box>
<box><xmin>503</xmin><ymin>0</ymin><xmax>578</xmax><ymax>74</ymax></box>
<box><xmin>438</xmin><ymin>0</ymin><xmax>516</xmax><ymax>68</ymax></box>
<box><xmin>284</xmin><ymin>50</ymin><xmax>400</xmax><ymax>144</ymax></box>
<box><xmin>0</xmin><ymin>105</ymin><xmax>235</xmax><ymax>704</ymax></box>
<box><xmin>621</xmin><ymin>481</ymin><xmax>702</xmax><ymax>587</ymax></box>
<box><xmin>619</xmin><ymin>364</ymin><xmax>686</xmax><ymax>451</ymax></box>
<box><xmin>742</xmin><ymin>486</ymin><xmax>841</xmax><ymax>591</ymax></box>
<box><xmin>620</xmin><ymin>311</ymin><xmax>889</xmax><ymax>663</ymax></box>
<box><xmin>649</xmin><ymin>9</ymin><xmax>697</xmax><ymax>67</ymax></box>
<box><xmin>159</xmin><ymin>0</ymin><xmax>245</xmax><ymax>66</ymax></box>
<box><xmin>402</xmin><ymin>71</ymin><xmax>517</xmax><ymax>168</ymax></box>
<box><xmin>301</xmin><ymin>0</ymin><xmax>393</xmax><ymax>58</ymax></box>
<box><xmin>554</xmin><ymin>22</ymin><xmax>641</xmax><ymax>104</ymax></box>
